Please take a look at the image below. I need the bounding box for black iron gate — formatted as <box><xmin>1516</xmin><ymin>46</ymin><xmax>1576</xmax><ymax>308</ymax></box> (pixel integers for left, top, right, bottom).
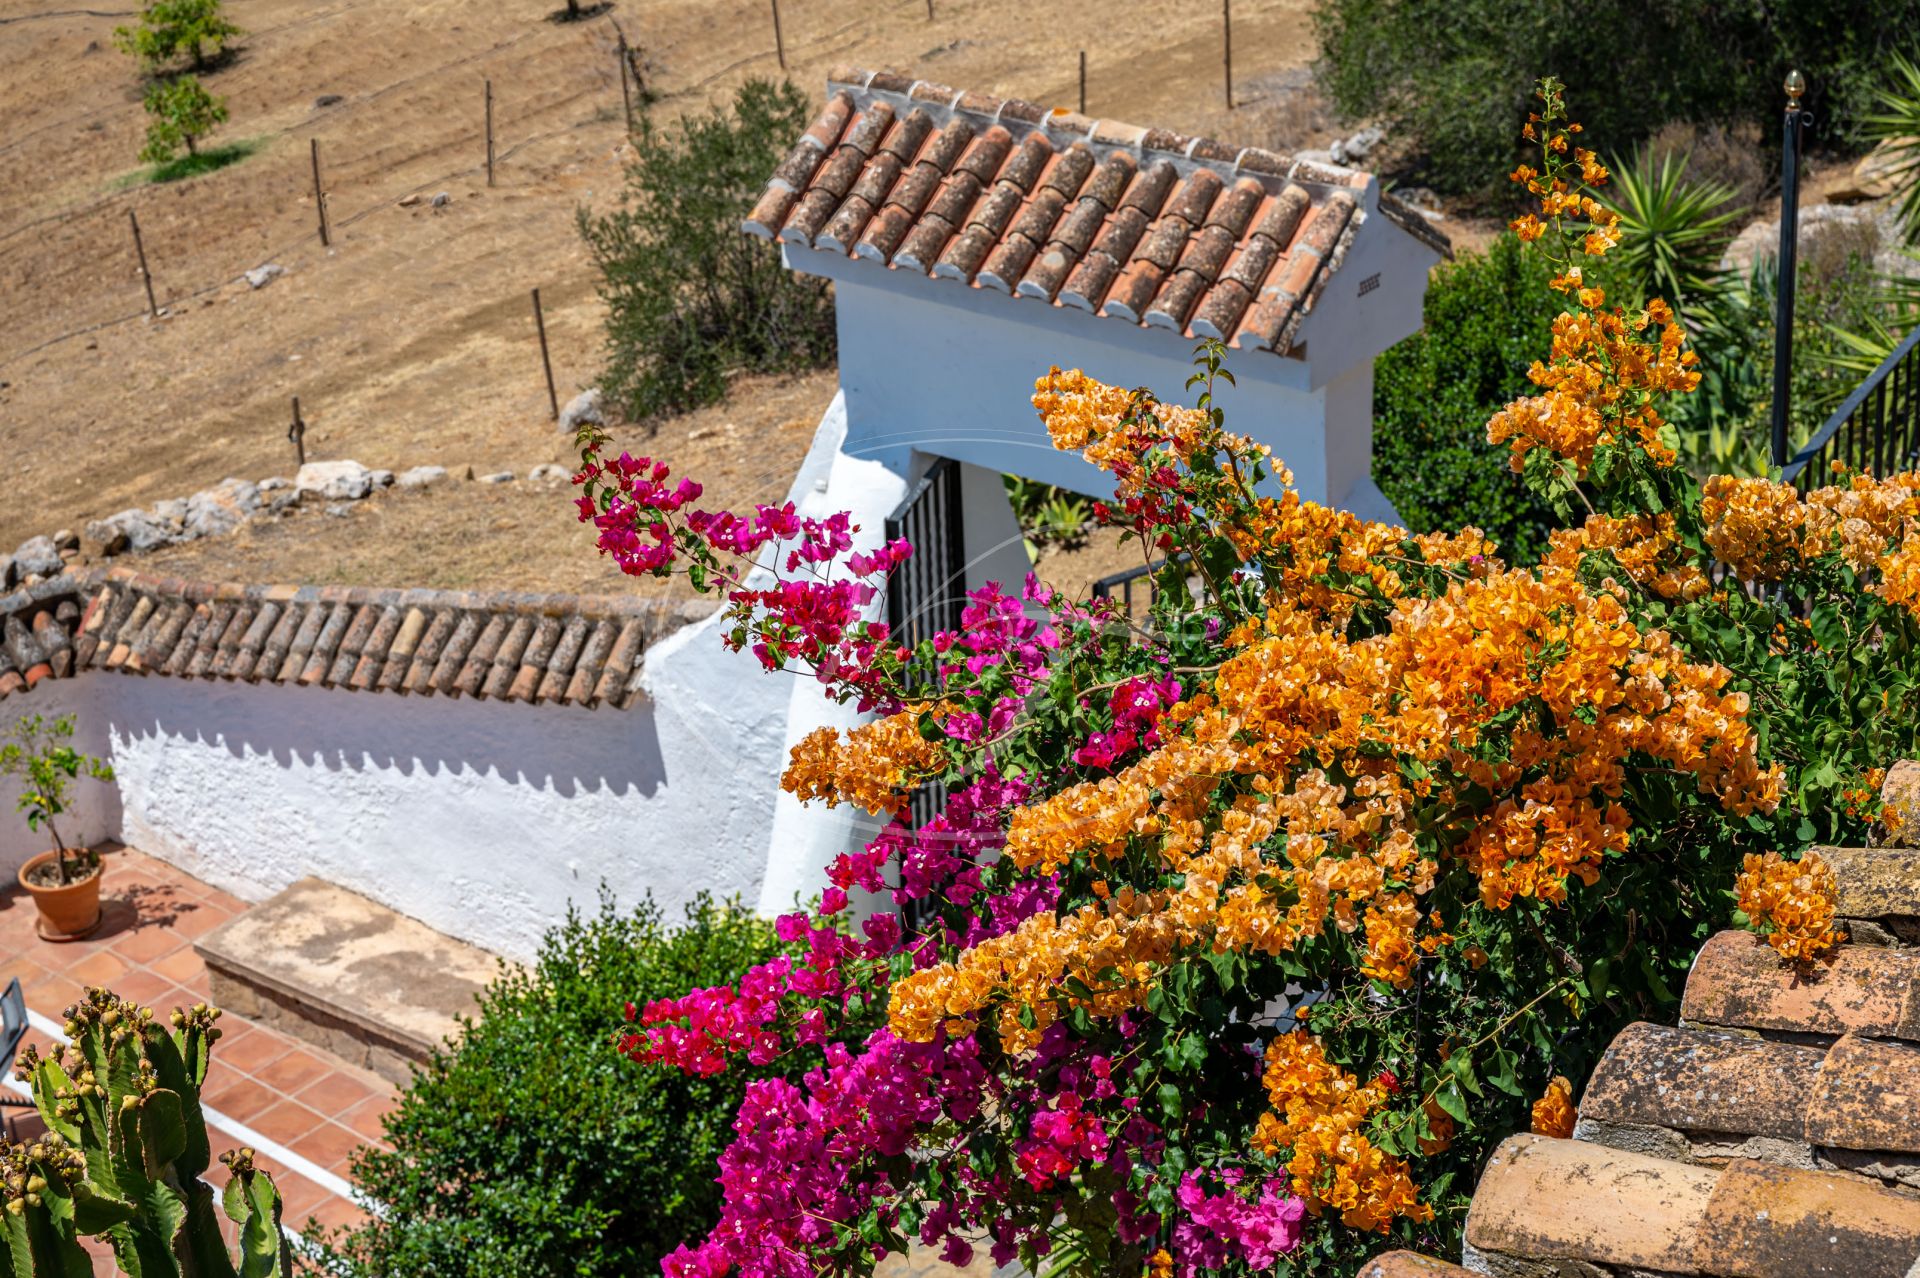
<box><xmin>884</xmin><ymin>457</ymin><xmax>966</xmax><ymax>836</ymax></box>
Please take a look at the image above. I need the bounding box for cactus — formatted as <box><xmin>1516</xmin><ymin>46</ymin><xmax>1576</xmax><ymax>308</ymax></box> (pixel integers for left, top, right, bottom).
<box><xmin>1</xmin><ymin>987</ymin><xmax>292</xmax><ymax>1276</ymax></box>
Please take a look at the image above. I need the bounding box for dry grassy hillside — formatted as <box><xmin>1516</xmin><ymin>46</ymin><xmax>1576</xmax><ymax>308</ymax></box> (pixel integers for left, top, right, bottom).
<box><xmin>0</xmin><ymin>0</ymin><xmax>1331</xmax><ymax>592</ymax></box>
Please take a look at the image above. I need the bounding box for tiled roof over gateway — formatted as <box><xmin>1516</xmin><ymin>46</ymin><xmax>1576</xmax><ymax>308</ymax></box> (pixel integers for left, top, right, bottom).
<box><xmin>746</xmin><ymin>67</ymin><xmax>1447</xmax><ymax>357</ymax></box>
<box><xmin>0</xmin><ymin>569</ymin><xmax>702</xmax><ymax>709</ymax></box>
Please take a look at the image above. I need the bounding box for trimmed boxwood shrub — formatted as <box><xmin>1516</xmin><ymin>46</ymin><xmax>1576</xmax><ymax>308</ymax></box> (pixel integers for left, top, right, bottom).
<box><xmin>1374</xmin><ymin>234</ymin><xmax>1628</xmax><ymax>564</ymax></box>
<box><xmin>312</xmin><ymin>893</ymin><xmax>787</xmax><ymax>1278</ymax></box>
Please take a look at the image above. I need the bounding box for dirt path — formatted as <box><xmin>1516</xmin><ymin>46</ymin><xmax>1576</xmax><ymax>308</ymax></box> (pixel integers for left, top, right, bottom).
<box><xmin>0</xmin><ymin>0</ymin><xmax>1330</xmax><ymax>585</ymax></box>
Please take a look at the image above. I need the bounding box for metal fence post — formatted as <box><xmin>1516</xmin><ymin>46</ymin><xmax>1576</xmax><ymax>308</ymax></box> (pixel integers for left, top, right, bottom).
<box><xmin>1770</xmin><ymin>69</ymin><xmax>1808</xmax><ymax>470</ymax></box>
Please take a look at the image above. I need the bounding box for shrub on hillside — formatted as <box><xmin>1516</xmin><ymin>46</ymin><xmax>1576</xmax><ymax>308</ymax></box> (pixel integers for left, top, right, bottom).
<box><xmin>580</xmin><ymin>78</ymin><xmax>836</xmax><ymax>425</ymax></box>
<box><xmin>1314</xmin><ymin>0</ymin><xmax>1920</xmax><ymax>197</ymax></box>
<box><xmin>113</xmin><ymin>0</ymin><xmax>242</xmax><ymax>73</ymax></box>
<box><xmin>312</xmin><ymin>893</ymin><xmax>790</xmax><ymax>1278</ymax></box>
<box><xmin>1373</xmin><ymin>234</ymin><xmax>1627</xmax><ymax>561</ymax></box>
<box><xmin>139</xmin><ymin>75</ymin><xmax>227</xmax><ymax>165</ymax></box>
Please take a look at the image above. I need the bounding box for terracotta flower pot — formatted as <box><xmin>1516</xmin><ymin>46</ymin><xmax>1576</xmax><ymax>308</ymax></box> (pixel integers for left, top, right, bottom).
<box><xmin>18</xmin><ymin>850</ymin><xmax>103</xmax><ymax>942</ymax></box>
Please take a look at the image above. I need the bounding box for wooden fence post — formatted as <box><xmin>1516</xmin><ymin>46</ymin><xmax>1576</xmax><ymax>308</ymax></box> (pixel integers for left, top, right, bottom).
<box><xmin>128</xmin><ymin>209</ymin><xmax>158</xmax><ymax>318</ymax></box>
<box><xmin>485</xmin><ymin>80</ymin><xmax>496</xmax><ymax>187</ymax></box>
<box><xmin>770</xmin><ymin>0</ymin><xmax>786</xmax><ymax>70</ymax></box>
<box><xmin>310</xmin><ymin>138</ymin><xmax>331</xmax><ymax>246</ymax></box>
<box><xmin>532</xmin><ymin>288</ymin><xmax>559</xmax><ymax>421</ymax></box>
<box><xmin>1079</xmin><ymin>50</ymin><xmax>1087</xmax><ymax>115</ymax></box>
<box><xmin>288</xmin><ymin>397</ymin><xmax>307</xmax><ymax>467</ymax></box>
<box><xmin>1222</xmin><ymin>0</ymin><xmax>1233</xmax><ymax>109</ymax></box>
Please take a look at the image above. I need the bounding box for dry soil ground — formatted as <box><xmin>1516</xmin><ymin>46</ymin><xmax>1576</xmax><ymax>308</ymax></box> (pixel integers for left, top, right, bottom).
<box><xmin>1</xmin><ymin>0</ymin><xmax>1344</xmax><ymax>595</ymax></box>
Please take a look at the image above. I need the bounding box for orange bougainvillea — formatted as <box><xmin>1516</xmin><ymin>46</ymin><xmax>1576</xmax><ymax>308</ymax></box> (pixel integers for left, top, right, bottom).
<box><xmin>1735</xmin><ymin>850</ymin><xmax>1844</xmax><ymax>961</ymax></box>
<box><xmin>1530</xmin><ymin>1077</ymin><xmax>1577</xmax><ymax>1138</ymax></box>
<box><xmin>1253</xmin><ymin>1032</ymin><xmax>1432</xmax><ymax>1232</ymax></box>
<box><xmin>782</xmin><ymin>707</ymin><xmax>952</xmax><ymax>816</ymax></box>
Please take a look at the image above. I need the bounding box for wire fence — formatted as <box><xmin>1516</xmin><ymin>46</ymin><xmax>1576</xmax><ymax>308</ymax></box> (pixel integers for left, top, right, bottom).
<box><xmin>0</xmin><ymin>0</ymin><xmax>937</xmax><ymax>374</ymax></box>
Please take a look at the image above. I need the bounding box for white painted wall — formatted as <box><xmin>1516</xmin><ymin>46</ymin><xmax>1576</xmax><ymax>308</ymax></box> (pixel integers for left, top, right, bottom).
<box><xmin>794</xmin><ymin>211</ymin><xmax>1435</xmax><ymax>523</ymax></box>
<box><xmin>84</xmin><ymin>660</ymin><xmax>777</xmax><ymax>963</ymax></box>
<box><xmin>0</xmin><ymin>681</ymin><xmax>121</xmax><ymax>882</ymax></box>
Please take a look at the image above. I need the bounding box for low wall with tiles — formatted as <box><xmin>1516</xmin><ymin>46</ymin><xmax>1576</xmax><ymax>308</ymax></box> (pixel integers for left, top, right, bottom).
<box><xmin>77</xmin><ymin>617</ymin><xmax>786</xmax><ymax>963</ymax></box>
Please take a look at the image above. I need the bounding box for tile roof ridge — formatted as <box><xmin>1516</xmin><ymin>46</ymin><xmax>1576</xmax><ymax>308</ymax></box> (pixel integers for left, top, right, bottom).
<box><xmin>86</xmin><ymin>567</ymin><xmax>695</xmax><ymax>623</ymax></box>
<box><xmin>821</xmin><ymin>64</ymin><xmax>1388</xmax><ymax>199</ymax></box>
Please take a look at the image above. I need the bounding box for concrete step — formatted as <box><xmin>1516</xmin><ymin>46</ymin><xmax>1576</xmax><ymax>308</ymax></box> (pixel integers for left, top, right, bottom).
<box><xmin>195</xmin><ymin>877</ymin><xmax>500</xmax><ymax>1085</ymax></box>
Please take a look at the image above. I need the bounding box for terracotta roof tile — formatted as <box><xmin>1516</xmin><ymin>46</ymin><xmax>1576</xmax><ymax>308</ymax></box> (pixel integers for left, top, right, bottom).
<box><xmin>348</xmin><ymin>605</ymin><xmax>402</xmax><ymax>690</ymax></box>
<box><xmin>0</xmin><ymin>570</ymin><xmax>702</xmax><ymax>711</ymax></box>
<box><xmin>1353</xmin><ymin>1255</ymin><xmax>1471</xmax><ymax>1278</ymax></box>
<box><xmin>484</xmin><ymin>615</ymin><xmax>535</xmax><ymax>700</ymax></box>
<box><xmin>1466</xmin><ymin>1134</ymin><xmax>1718</xmax><ymax>1273</ymax></box>
<box><xmin>1580</xmin><ymin>1020</ymin><xmax>1824</xmax><ymax>1145</ymax></box>
<box><xmin>1469</xmin><ymin>1133</ymin><xmax>1920</xmax><ymax>1278</ymax></box>
<box><xmin>454</xmin><ymin>613</ymin><xmax>510</xmax><ymax>698</ymax></box>
<box><xmin>1681</xmin><ymin>929</ymin><xmax>1920</xmax><ymax>1043</ymax></box>
<box><xmin>746</xmin><ymin>70</ymin><xmax>1446</xmax><ymax>352</ymax></box>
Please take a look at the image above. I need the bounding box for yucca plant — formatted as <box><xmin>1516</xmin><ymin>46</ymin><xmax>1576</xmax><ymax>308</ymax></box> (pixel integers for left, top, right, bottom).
<box><xmin>1816</xmin><ymin>248</ymin><xmax>1920</xmax><ymax>385</ymax></box>
<box><xmin>1605</xmin><ymin>145</ymin><xmax>1745</xmax><ymax>316</ymax></box>
<box><xmin>1863</xmin><ymin>53</ymin><xmax>1920</xmax><ymax>246</ymax></box>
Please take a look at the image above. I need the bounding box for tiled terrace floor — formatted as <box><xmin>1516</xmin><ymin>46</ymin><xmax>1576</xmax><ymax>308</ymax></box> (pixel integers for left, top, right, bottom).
<box><xmin>0</xmin><ymin>844</ymin><xmax>395</xmax><ymax>1239</ymax></box>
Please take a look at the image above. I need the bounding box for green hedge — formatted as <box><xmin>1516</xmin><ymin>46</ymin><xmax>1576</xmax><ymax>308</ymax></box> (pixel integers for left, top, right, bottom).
<box><xmin>1373</xmin><ymin>235</ymin><xmax>1629</xmax><ymax>564</ymax></box>
<box><xmin>314</xmin><ymin>893</ymin><xmax>786</xmax><ymax>1278</ymax></box>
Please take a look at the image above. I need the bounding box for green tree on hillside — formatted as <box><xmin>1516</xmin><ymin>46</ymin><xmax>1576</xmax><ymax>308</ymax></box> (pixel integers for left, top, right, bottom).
<box><xmin>578</xmin><ymin>78</ymin><xmax>836</xmax><ymax>425</ymax></box>
<box><xmin>114</xmin><ymin>0</ymin><xmax>243</xmax><ymax>73</ymax></box>
<box><xmin>140</xmin><ymin>76</ymin><xmax>228</xmax><ymax>164</ymax></box>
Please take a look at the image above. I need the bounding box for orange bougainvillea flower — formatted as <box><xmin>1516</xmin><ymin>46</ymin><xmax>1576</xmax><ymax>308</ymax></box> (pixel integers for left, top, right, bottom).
<box><xmin>1531</xmin><ymin>1077</ymin><xmax>1577</xmax><ymax>1138</ymax></box>
<box><xmin>1735</xmin><ymin>850</ymin><xmax>1844</xmax><ymax>961</ymax></box>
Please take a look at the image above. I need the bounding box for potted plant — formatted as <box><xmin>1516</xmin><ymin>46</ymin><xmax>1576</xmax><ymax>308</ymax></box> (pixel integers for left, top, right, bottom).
<box><xmin>2</xmin><ymin>714</ymin><xmax>115</xmax><ymax>941</ymax></box>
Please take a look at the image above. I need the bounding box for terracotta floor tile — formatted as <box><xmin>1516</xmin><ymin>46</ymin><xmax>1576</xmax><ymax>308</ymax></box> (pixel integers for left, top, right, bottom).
<box><xmin>255</xmin><ymin>1048</ymin><xmax>333</xmax><ymax>1096</ymax></box>
<box><xmin>300</xmin><ymin>1119</ymin><xmax>373</xmax><ymax>1176</ymax></box>
<box><xmin>215</xmin><ymin>1025</ymin><xmax>297</xmax><ymax>1075</ymax></box>
<box><xmin>1</xmin><ymin>955</ymin><xmax>54</xmax><ymax>991</ymax></box>
<box><xmin>109</xmin><ymin>925</ymin><xmax>188</xmax><ymax>964</ymax></box>
<box><xmin>201</xmin><ymin>1074</ymin><xmax>281</xmax><ymax>1125</ymax></box>
<box><xmin>338</xmin><ymin>1096</ymin><xmax>395</xmax><ymax>1145</ymax></box>
<box><xmin>165</xmin><ymin>904</ymin><xmax>236</xmax><ymax>941</ymax></box>
<box><xmin>20</xmin><ymin>971</ymin><xmax>82</xmax><ymax>1015</ymax></box>
<box><xmin>302</xmin><ymin>1193</ymin><xmax>370</xmax><ymax>1235</ymax></box>
<box><xmin>151</xmin><ymin>946</ymin><xmax>206</xmax><ymax>986</ymax></box>
<box><xmin>197</xmin><ymin>888</ymin><xmax>248</xmax><ymax>913</ymax></box>
<box><xmin>294</xmin><ymin>1070</ymin><xmax>383</xmax><ymax>1116</ymax></box>
<box><xmin>109</xmin><ymin>967</ymin><xmax>176</xmax><ymax>1007</ymax></box>
<box><xmin>249</xmin><ymin>1099</ymin><xmax>326</xmax><ymax>1147</ymax></box>
<box><xmin>64</xmin><ymin>949</ymin><xmax>129</xmax><ymax>987</ymax></box>
<box><xmin>271</xmin><ymin>1170</ymin><xmax>331</xmax><ymax>1222</ymax></box>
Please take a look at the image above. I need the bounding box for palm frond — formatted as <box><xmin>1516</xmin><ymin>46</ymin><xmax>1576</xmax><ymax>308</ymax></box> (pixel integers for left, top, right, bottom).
<box><xmin>1604</xmin><ymin>145</ymin><xmax>1745</xmax><ymax>314</ymax></box>
<box><xmin>1862</xmin><ymin>54</ymin><xmax>1920</xmax><ymax>247</ymax></box>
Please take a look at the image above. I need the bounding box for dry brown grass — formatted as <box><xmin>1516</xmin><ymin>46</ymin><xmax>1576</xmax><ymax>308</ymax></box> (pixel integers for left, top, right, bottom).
<box><xmin>0</xmin><ymin>0</ymin><xmax>1349</xmax><ymax>591</ymax></box>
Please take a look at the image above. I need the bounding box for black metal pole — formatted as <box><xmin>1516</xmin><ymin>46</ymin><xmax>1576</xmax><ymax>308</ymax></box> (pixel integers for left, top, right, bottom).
<box><xmin>1770</xmin><ymin>71</ymin><xmax>1807</xmax><ymax>471</ymax></box>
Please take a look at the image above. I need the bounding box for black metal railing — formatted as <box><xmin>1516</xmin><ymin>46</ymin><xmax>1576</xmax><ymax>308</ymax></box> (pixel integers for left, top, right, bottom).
<box><xmin>885</xmin><ymin>457</ymin><xmax>966</xmax><ymax>836</ymax></box>
<box><xmin>1781</xmin><ymin>322</ymin><xmax>1920</xmax><ymax>490</ymax></box>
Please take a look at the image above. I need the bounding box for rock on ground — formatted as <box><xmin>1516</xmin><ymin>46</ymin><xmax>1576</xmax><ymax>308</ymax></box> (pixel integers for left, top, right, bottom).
<box><xmin>10</xmin><ymin>535</ymin><xmax>62</xmax><ymax>580</ymax></box>
<box><xmin>85</xmin><ymin>508</ymin><xmax>176</xmax><ymax>556</ymax></box>
<box><xmin>558</xmin><ymin>387</ymin><xmax>604</xmax><ymax>434</ymax></box>
<box><xmin>526</xmin><ymin>463</ymin><xmax>570</xmax><ymax>482</ymax></box>
<box><xmin>244</xmin><ymin>263</ymin><xmax>285</xmax><ymax>290</ymax></box>
<box><xmin>295</xmin><ymin>459</ymin><xmax>375</xmax><ymax>502</ymax></box>
<box><xmin>183</xmin><ymin>478</ymin><xmax>263</xmax><ymax>540</ymax></box>
<box><xmin>395</xmin><ymin>465</ymin><xmax>449</xmax><ymax>491</ymax></box>
<box><xmin>478</xmin><ymin>471</ymin><xmax>515</xmax><ymax>484</ymax></box>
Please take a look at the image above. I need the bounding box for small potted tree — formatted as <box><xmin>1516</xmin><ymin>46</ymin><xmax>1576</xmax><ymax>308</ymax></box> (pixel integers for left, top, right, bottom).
<box><xmin>2</xmin><ymin>714</ymin><xmax>115</xmax><ymax>940</ymax></box>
